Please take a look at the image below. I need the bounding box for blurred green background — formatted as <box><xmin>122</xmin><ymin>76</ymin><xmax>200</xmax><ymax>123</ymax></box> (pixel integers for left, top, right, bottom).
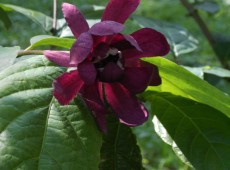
<box><xmin>1</xmin><ymin>0</ymin><xmax>230</xmax><ymax>169</ymax></box>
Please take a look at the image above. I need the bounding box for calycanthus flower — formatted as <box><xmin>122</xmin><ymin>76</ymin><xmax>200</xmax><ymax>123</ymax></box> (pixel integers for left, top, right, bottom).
<box><xmin>44</xmin><ymin>0</ymin><xmax>170</xmax><ymax>132</ymax></box>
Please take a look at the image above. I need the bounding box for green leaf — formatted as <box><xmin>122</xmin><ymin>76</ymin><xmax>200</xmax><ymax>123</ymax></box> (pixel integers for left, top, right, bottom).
<box><xmin>133</xmin><ymin>16</ymin><xmax>198</xmax><ymax>56</ymax></box>
<box><xmin>99</xmin><ymin>116</ymin><xmax>143</xmax><ymax>170</ymax></box>
<box><xmin>149</xmin><ymin>92</ymin><xmax>230</xmax><ymax>170</ymax></box>
<box><xmin>39</xmin><ymin>98</ymin><xmax>102</xmax><ymax>170</ymax></box>
<box><xmin>152</xmin><ymin>116</ymin><xmax>192</xmax><ymax>166</ymax></box>
<box><xmin>0</xmin><ymin>7</ymin><xmax>12</xmax><ymax>29</ymax></box>
<box><xmin>143</xmin><ymin>57</ymin><xmax>230</xmax><ymax>117</ymax></box>
<box><xmin>203</xmin><ymin>66</ymin><xmax>230</xmax><ymax>78</ymax></box>
<box><xmin>0</xmin><ymin>46</ymin><xmax>20</xmax><ymax>71</ymax></box>
<box><xmin>0</xmin><ymin>3</ymin><xmax>52</xmax><ymax>31</ymax></box>
<box><xmin>183</xmin><ymin>65</ymin><xmax>230</xmax><ymax>78</ymax></box>
<box><xmin>26</xmin><ymin>35</ymin><xmax>75</xmax><ymax>50</ymax></box>
<box><xmin>0</xmin><ymin>56</ymin><xmax>102</xmax><ymax>169</ymax></box>
<box><xmin>183</xmin><ymin>66</ymin><xmax>204</xmax><ymax>79</ymax></box>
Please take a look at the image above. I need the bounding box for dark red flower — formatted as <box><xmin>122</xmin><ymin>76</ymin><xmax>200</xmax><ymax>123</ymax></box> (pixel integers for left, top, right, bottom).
<box><xmin>44</xmin><ymin>0</ymin><xmax>170</xmax><ymax>132</ymax></box>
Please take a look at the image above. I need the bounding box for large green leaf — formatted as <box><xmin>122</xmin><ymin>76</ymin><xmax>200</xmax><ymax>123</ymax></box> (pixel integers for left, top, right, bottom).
<box><xmin>152</xmin><ymin>116</ymin><xmax>192</xmax><ymax>166</ymax></box>
<box><xmin>0</xmin><ymin>56</ymin><xmax>102</xmax><ymax>169</ymax></box>
<box><xmin>133</xmin><ymin>16</ymin><xmax>198</xmax><ymax>56</ymax></box>
<box><xmin>143</xmin><ymin>57</ymin><xmax>230</xmax><ymax>118</ymax></box>
<box><xmin>0</xmin><ymin>3</ymin><xmax>52</xmax><ymax>31</ymax></box>
<box><xmin>149</xmin><ymin>92</ymin><xmax>230</xmax><ymax>170</ymax></box>
<box><xmin>0</xmin><ymin>46</ymin><xmax>20</xmax><ymax>71</ymax></box>
<box><xmin>99</xmin><ymin>116</ymin><xmax>142</xmax><ymax>170</ymax></box>
<box><xmin>26</xmin><ymin>35</ymin><xmax>75</xmax><ymax>50</ymax></box>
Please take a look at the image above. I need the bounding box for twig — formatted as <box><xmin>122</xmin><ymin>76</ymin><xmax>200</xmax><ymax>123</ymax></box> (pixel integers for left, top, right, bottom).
<box><xmin>180</xmin><ymin>0</ymin><xmax>215</xmax><ymax>47</ymax></box>
<box><xmin>17</xmin><ymin>50</ymin><xmax>44</xmax><ymax>57</ymax></box>
<box><xmin>51</xmin><ymin>0</ymin><xmax>57</xmax><ymax>35</ymax></box>
<box><xmin>180</xmin><ymin>0</ymin><xmax>230</xmax><ymax>70</ymax></box>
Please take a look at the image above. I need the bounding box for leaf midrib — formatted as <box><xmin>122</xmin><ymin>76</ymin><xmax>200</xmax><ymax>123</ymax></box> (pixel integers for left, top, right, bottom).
<box><xmin>38</xmin><ymin>98</ymin><xmax>57</xmax><ymax>170</ymax></box>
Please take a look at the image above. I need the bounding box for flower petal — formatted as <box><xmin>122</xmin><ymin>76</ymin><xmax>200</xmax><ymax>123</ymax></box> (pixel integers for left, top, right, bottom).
<box><xmin>102</xmin><ymin>0</ymin><xmax>140</xmax><ymax>24</ymax></box>
<box><xmin>121</xmin><ymin>67</ymin><xmax>153</xmax><ymax>94</ymax></box>
<box><xmin>123</xmin><ymin>35</ymin><xmax>142</xmax><ymax>52</ymax></box>
<box><xmin>122</xmin><ymin>28</ymin><xmax>170</xmax><ymax>59</ymax></box>
<box><xmin>81</xmin><ymin>83</ymin><xmax>107</xmax><ymax>133</ymax></box>
<box><xmin>111</xmin><ymin>34</ymin><xmax>142</xmax><ymax>52</ymax></box>
<box><xmin>148</xmin><ymin>65</ymin><xmax>162</xmax><ymax>86</ymax></box>
<box><xmin>100</xmin><ymin>62</ymin><xmax>124</xmax><ymax>83</ymax></box>
<box><xmin>124</xmin><ymin>59</ymin><xmax>162</xmax><ymax>86</ymax></box>
<box><xmin>78</xmin><ymin>61</ymin><xmax>97</xmax><ymax>85</ymax></box>
<box><xmin>104</xmin><ymin>83</ymin><xmax>148</xmax><ymax>126</ymax></box>
<box><xmin>130</xmin><ymin>28</ymin><xmax>170</xmax><ymax>57</ymax></box>
<box><xmin>62</xmin><ymin>3</ymin><xmax>89</xmax><ymax>38</ymax></box>
<box><xmin>70</xmin><ymin>32</ymin><xmax>93</xmax><ymax>65</ymax></box>
<box><xmin>89</xmin><ymin>21</ymin><xmax>124</xmax><ymax>36</ymax></box>
<box><xmin>44</xmin><ymin>50</ymin><xmax>71</xmax><ymax>67</ymax></box>
<box><xmin>53</xmin><ymin>70</ymin><xmax>84</xmax><ymax>105</ymax></box>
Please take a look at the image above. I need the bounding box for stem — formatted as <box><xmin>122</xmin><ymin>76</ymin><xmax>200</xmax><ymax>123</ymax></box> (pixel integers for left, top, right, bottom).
<box><xmin>17</xmin><ymin>50</ymin><xmax>44</xmax><ymax>57</ymax></box>
<box><xmin>51</xmin><ymin>0</ymin><xmax>57</xmax><ymax>36</ymax></box>
<box><xmin>180</xmin><ymin>0</ymin><xmax>215</xmax><ymax>47</ymax></box>
<box><xmin>180</xmin><ymin>0</ymin><xmax>230</xmax><ymax>69</ymax></box>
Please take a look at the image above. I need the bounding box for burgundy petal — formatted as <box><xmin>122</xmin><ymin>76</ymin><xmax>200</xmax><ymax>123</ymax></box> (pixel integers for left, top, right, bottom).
<box><xmin>130</xmin><ymin>28</ymin><xmax>170</xmax><ymax>58</ymax></box>
<box><xmin>70</xmin><ymin>32</ymin><xmax>93</xmax><ymax>65</ymax></box>
<box><xmin>111</xmin><ymin>34</ymin><xmax>142</xmax><ymax>52</ymax></box>
<box><xmin>44</xmin><ymin>50</ymin><xmax>71</xmax><ymax>67</ymax></box>
<box><xmin>102</xmin><ymin>0</ymin><xmax>140</xmax><ymax>24</ymax></box>
<box><xmin>89</xmin><ymin>21</ymin><xmax>124</xmax><ymax>36</ymax></box>
<box><xmin>123</xmin><ymin>35</ymin><xmax>142</xmax><ymax>52</ymax></box>
<box><xmin>100</xmin><ymin>62</ymin><xmax>124</xmax><ymax>82</ymax></box>
<box><xmin>78</xmin><ymin>61</ymin><xmax>97</xmax><ymax>85</ymax></box>
<box><xmin>124</xmin><ymin>59</ymin><xmax>162</xmax><ymax>86</ymax></box>
<box><xmin>110</xmin><ymin>34</ymin><xmax>132</xmax><ymax>51</ymax></box>
<box><xmin>62</xmin><ymin>3</ymin><xmax>89</xmax><ymax>38</ymax></box>
<box><xmin>53</xmin><ymin>70</ymin><xmax>84</xmax><ymax>105</ymax></box>
<box><xmin>104</xmin><ymin>83</ymin><xmax>148</xmax><ymax>126</ymax></box>
<box><xmin>148</xmin><ymin>65</ymin><xmax>162</xmax><ymax>86</ymax></box>
<box><xmin>81</xmin><ymin>83</ymin><xmax>107</xmax><ymax>133</ymax></box>
<box><xmin>92</xmin><ymin>36</ymin><xmax>107</xmax><ymax>48</ymax></box>
<box><xmin>121</xmin><ymin>67</ymin><xmax>153</xmax><ymax>94</ymax></box>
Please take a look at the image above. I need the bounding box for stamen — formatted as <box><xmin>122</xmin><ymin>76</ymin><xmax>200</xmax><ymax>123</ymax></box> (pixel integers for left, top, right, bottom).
<box><xmin>107</xmin><ymin>48</ymin><xmax>118</xmax><ymax>56</ymax></box>
<box><xmin>116</xmin><ymin>51</ymin><xmax>124</xmax><ymax>70</ymax></box>
<box><xmin>94</xmin><ymin>48</ymin><xmax>124</xmax><ymax>71</ymax></box>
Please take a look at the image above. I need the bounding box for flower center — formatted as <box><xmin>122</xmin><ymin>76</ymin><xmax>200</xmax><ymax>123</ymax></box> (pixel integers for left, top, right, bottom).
<box><xmin>94</xmin><ymin>48</ymin><xmax>124</xmax><ymax>82</ymax></box>
<box><xmin>94</xmin><ymin>48</ymin><xmax>123</xmax><ymax>69</ymax></box>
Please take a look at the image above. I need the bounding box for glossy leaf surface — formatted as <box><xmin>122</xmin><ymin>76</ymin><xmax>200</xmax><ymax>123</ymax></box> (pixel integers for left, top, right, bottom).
<box><xmin>148</xmin><ymin>92</ymin><xmax>230</xmax><ymax>170</ymax></box>
<box><xmin>27</xmin><ymin>35</ymin><xmax>75</xmax><ymax>50</ymax></box>
<box><xmin>143</xmin><ymin>57</ymin><xmax>230</xmax><ymax>118</ymax></box>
